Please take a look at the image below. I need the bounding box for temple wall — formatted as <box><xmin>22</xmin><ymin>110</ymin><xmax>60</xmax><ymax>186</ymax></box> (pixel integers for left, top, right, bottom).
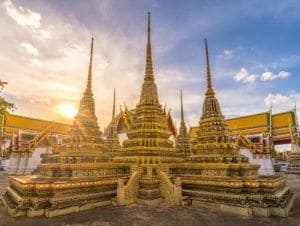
<box><xmin>5</xmin><ymin>146</ymin><xmax>52</xmax><ymax>175</ymax></box>
<box><xmin>291</xmin><ymin>144</ymin><xmax>300</xmax><ymax>153</ymax></box>
<box><xmin>25</xmin><ymin>146</ymin><xmax>52</xmax><ymax>174</ymax></box>
<box><xmin>0</xmin><ymin>159</ymin><xmax>9</xmax><ymax>170</ymax></box>
<box><xmin>6</xmin><ymin>152</ymin><xmax>20</xmax><ymax>175</ymax></box>
<box><xmin>240</xmin><ymin>148</ymin><xmax>275</xmax><ymax>176</ymax></box>
<box><xmin>16</xmin><ymin>152</ymin><xmax>28</xmax><ymax>175</ymax></box>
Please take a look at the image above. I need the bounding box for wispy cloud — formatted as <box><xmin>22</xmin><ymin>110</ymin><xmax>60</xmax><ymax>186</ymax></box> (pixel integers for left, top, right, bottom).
<box><xmin>234</xmin><ymin>68</ymin><xmax>257</xmax><ymax>84</ymax></box>
<box><xmin>234</xmin><ymin>68</ymin><xmax>290</xmax><ymax>84</ymax></box>
<box><xmin>20</xmin><ymin>42</ymin><xmax>39</xmax><ymax>56</ymax></box>
<box><xmin>264</xmin><ymin>93</ymin><xmax>291</xmax><ymax>107</ymax></box>
<box><xmin>260</xmin><ymin>71</ymin><xmax>290</xmax><ymax>81</ymax></box>
<box><xmin>3</xmin><ymin>0</ymin><xmax>41</xmax><ymax>29</ymax></box>
<box><xmin>264</xmin><ymin>92</ymin><xmax>299</xmax><ymax>109</ymax></box>
<box><xmin>2</xmin><ymin>0</ymin><xmax>51</xmax><ymax>42</ymax></box>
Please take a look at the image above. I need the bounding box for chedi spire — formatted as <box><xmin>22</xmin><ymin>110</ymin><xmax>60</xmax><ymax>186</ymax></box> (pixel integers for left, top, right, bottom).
<box><xmin>139</xmin><ymin>12</ymin><xmax>159</xmax><ymax>105</ymax></box>
<box><xmin>73</xmin><ymin>37</ymin><xmax>101</xmax><ymax>140</ymax></box>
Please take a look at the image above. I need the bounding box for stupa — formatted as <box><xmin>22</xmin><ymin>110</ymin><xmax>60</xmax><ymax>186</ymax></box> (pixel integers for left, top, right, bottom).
<box><xmin>180</xmin><ymin>39</ymin><xmax>295</xmax><ymax>217</ymax></box>
<box><xmin>113</xmin><ymin>12</ymin><xmax>183</xmax><ymax>206</ymax></box>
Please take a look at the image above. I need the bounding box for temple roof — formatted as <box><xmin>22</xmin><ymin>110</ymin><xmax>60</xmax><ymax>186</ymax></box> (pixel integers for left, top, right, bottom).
<box><xmin>190</xmin><ymin>110</ymin><xmax>298</xmax><ymax>144</ymax></box>
<box><xmin>1</xmin><ymin>114</ymin><xmax>71</xmax><ymax>135</ymax></box>
<box><xmin>226</xmin><ymin>112</ymin><xmax>270</xmax><ymax>134</ymax></box>
<box><xmin>103</xmin><ymin>107</ymin><xmax>176</xmax><ymax>137</ymax></box>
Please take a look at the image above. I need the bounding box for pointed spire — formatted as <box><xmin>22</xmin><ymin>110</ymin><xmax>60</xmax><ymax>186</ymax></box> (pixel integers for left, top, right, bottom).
<box><xmin>205</xmin><ymin>38</ymin><xmax>214</xmax><ymax>95</ymax></box>
<box><xmin>87</xmin><ymin>37</ymin><xmax>94</xmax><ymax>91</ymax></box>
<box><xmin>72</xmin><ymin>37</ymin><xmax>102</xmax><ymax>140</ymax></box>
<box><xmin>180</xmin><ymin>89</ymin><xmax>184</xmax><ymax>122</ymax></box>
<box><xmin>112</xmin><ymin>88</ymin><xmax>116</xmax><ymax>120</ymax></box>
<box><xmin>145</xmin><ymin>12</ymin><xmax>154</xmax><ymax>81</ymax></box>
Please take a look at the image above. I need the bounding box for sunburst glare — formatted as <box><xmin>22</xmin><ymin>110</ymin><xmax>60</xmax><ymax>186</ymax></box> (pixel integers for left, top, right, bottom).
<box><xmin>57</xmin><ymin>103</ymin><xmax>77</xmax><ymax>118</ymax></box>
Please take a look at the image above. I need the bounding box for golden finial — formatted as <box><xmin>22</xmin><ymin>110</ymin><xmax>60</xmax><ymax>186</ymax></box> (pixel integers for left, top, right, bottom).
<box><xmin>148</xmin><ymin>12</ymin><xmax>151</xmax><ymax>39</ymax></box>
<box><xmin>145</xmin><ymin>12</ymin><xmax>154</xmax><ymax>81</ymax></box>
<box><xmin>204</xmin><ymin>38</ymin><xmax>214</xmax><ymax>95</ymax></box>
<box><xmin>112</xmin><ymin>88</ymin><xmax>116</xmax><ymax>120</ymax></box>
<box><xmin>87</xmin><ymin>37</ymin><xmax>94</xmax><ymax>90</ymax></box>
<box><xmin>180</xmin><ymin>89</ymin><xmax>184</xmax><ymax>122</ymax></box>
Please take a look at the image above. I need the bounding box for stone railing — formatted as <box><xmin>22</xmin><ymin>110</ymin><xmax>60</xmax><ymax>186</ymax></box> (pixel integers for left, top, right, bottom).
<box><xmin>157</xmin><ymin>170</ymin><xmax>177</xmax><ymax>205</ymax></box>
<box><xmin>123</xmin><ymin>171</ymin><xmax>141</xmax><ymax>204</ymax></box>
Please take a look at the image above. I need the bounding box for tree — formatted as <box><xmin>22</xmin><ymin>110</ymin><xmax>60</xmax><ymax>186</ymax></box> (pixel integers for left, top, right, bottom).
<box><xmin>0</xmin><ymin>80</ymin><xmax>15</xmax><ymax>117</ymax></box>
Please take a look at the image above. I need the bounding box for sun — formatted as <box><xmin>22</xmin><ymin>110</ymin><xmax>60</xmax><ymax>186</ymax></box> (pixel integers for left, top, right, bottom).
<box><xmin>58</xmin><ymin>103</ymin><xmax>77</xmax><ymax>118</ymax></box>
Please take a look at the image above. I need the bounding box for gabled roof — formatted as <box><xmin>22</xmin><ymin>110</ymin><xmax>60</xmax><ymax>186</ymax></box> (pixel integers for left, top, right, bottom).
<box><xmin>2</xmin><ymin>114</ymin><xmax>71</xmax><ymax>135</ymax></box>
<box><xmin>272</xmin><ymin>111</ymin><xmax>296</xmax><ymax>128</ymax></box>
<box><xmin>190</xmin><ymin>110</ymin><xmax>298</xmax><ymax>141</ymax></box>
<box><xmin>103</xmin><ymin>108</ymin><xmax>176</xmax><ymax>137</ymax></box>
<box><xmin>226</xmin><ymin>112</ymin><xmax>269</xmax><ymax>132</ymax></box>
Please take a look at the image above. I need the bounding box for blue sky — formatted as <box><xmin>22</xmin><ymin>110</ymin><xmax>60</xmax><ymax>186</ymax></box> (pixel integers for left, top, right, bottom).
<box><xmin>0</xmin><ymin>0</ymin><xmax>299</xmax><ymax>129</ymax></box>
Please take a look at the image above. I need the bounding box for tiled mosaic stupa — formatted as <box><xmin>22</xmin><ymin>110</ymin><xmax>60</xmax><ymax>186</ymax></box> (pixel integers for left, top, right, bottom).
<box><xmin>2</xmin><ymin>12</ymin><xmax>295</xmax><ymax>218</ymax></box>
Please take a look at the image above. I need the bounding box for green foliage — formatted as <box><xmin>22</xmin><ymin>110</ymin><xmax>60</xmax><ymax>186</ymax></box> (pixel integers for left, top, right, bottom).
<box><xmin>297</xmin><ymin>136</ymin><xmax>300</xmax><ymax>147</ymax></box>
<box><xmin>0</xmin><ymin>80</ymin><xmax>15</xmax><ymax>117</ymax></box>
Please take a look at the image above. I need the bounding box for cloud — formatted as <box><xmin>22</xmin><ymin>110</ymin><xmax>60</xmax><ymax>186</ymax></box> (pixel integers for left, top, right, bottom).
<box><xmin>2</xmin><ymin>0</ymin><xmax>51</xmax><ymax>42</ymax></box>
<box><xmin>264</xmin><ymin>93</ymin><xmax>290</xmax><ymax>107</ymax></box>
<box><xmin>234</xmin><ymin>68</ymin><xmax>290</xmax><ymax>84</ymax></box>
<box><xmin>263</xmin><ymin>92</ymin><xmax>300</xmax><ymax>121</ymax></box>
<box><xmin>2</xmin><ymin>0</ymin><xmax>41</xmax><ymax>29</ymax></box>
<box><xmin>260</xmin><ymin>71</ymin><xmax>290</xmax><ymax>81</ymax></box>
<box><xmin>222</xmin><ymin>50</ymin><xmax>233</xmax><ymax>59</ymax></box>
<box><xmin>234</xmin><ymin>68</ymin><xmax>257</xmax><ymax>83</ymax></box>
<box><xmin>20</xmin><ymin>42</ymin><xmax>39</xmax><ymax>56</ymax></box>
<box><xmin>29</xmin><ymin>58</ymin><xmax>43</xmax><ymax>67</ymax></box>
<box><xmin>0</xmin><ymin>1</ymin><xmax>146</xmax><ymax>127</ymax></box>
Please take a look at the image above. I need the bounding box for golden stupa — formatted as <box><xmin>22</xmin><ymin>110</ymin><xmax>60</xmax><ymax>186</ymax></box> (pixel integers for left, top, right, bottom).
<box><xmin>2</xmin><ymin>12</ymin><xmax>295</xmax><ymax>218</ymax></box>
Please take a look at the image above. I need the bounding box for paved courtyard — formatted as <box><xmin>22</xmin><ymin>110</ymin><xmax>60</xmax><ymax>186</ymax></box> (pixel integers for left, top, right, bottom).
<box><xmin>0</xmin><ymin>172</ymin><xmax>299</xmax><ymax>226</ymax></box>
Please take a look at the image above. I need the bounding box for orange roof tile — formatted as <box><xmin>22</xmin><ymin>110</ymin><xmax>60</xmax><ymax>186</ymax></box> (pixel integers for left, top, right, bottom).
<box><xmin>3</xmin><ymin>114</ymin><xmax>71</xmax><ymax>135</ymax></box>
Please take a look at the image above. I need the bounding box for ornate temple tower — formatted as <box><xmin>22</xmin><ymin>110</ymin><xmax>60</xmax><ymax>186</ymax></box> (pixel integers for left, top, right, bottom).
<box><xmin>49</xmin><ymin>37</ymin><xmax>106</xmax><ymax>155</ymax></box>
<box><xmin>114</xmin><ymin>12</ymin><xmax>182</xmax><ymax>207</ymax></box>
<box><xmin>120</xmin><ymin>13</ymin><xmax>177</xmax><ymax>160</ymax></box>
<box><xmin>192</xmin><ymin>39</ymin><xmax>240</xmax><ymax>158</ymax></box>
<box><xmin>105</xmin><ymin>89</ymin><xmax>121</xmax><ymax>152</ymax></box>
<box><xmin>71</xmin><ymin>38</ymin><xmax>103</xmax><ymax>144</ymax></box>
<box><xmin>175</xmin><ymin>90</ymin><xmax>192</xmax><ymax>155</ymax></box>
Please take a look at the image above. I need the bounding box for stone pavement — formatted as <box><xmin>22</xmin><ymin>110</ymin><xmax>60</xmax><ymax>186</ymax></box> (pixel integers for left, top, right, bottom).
<box><xmin>0</xmin><ymin>173</ymin><xmax>299</xmax><ymax>226</ymax></box>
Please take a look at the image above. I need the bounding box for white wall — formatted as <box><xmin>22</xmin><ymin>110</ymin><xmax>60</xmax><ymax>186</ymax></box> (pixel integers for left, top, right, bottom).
<box><xmin>26</xmin><ymin>146</ymin><xmax>52</xmax><ymax>174</ymax></box>
<box><xmin>240</xmin><ymin>148</ymin><xmax>275</xmax><ymax>176</ymax></box>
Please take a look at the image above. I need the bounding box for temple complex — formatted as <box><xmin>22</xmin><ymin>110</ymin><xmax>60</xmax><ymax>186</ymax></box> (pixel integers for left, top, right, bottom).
<box><xmin>0</xmin><ymin>114</ymin><xmax>71</xmax><ymax>175</ymax></box>
<box><xmin>1</xmin><ymin>13</ymin><xmax>296</xmax><ymax>218</ymax></box>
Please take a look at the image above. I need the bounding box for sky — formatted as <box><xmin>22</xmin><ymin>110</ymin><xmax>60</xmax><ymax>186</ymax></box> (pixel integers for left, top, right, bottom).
<box><xmin>0</xmin><ymin>0</ymin><xmax>299</xmax><ymax>131</ymax></box>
